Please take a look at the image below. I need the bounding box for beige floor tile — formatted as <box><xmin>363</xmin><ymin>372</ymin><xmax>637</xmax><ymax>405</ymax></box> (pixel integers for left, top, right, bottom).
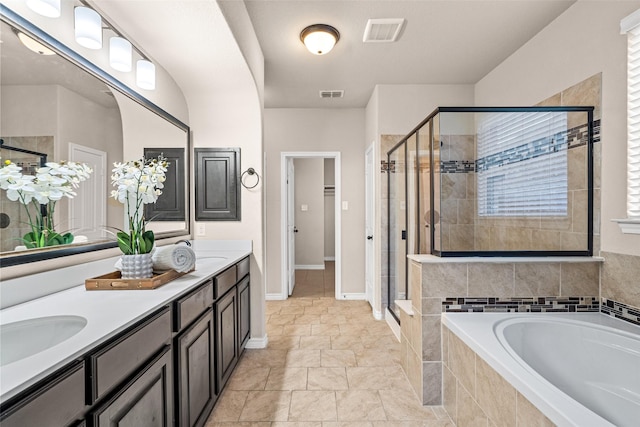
<box><xmin>289</xmin><ymin>390</ymin><xmax>338</xmax><ymax>422</ymax></box>
<box><xmin>305</xmin><ymin>306</ymin><xmax>330</xmax><ymax>315</ymax></box>
<box><xmin>272</xmin><ymin>423</ymin><xmax>322</xmax><ymax>427</ymax></box>
<box><xmin>312</xmin><ymin>324</ymin><xmax>341</xmax><ymax>336</ymax></box>
<box><xmin>208</xmin><ymin>390</ymin><xmax>248</xmax><ymax>422</ymax></box>
<box><xmin>378</xmin><ymin>389</ymin><xmax>438</xmax><ymax>421</ymax></box>
<box><xmin>206</xmin><ymin>422</ymin><xmax>271</xmax><ymax>427</ymax></box>
<box><xmin>239</xmin><ymin>391</ymin><xmax>292</xmax><ymax>422</ymax></box>
<box><xmin>346</xmin><ymin>367</ymin><xmax>392</xmax><ymax>390</ymax></box>
<box><xmin>281</xmin><ymin>306</ymin><xmax>307</xmax><ymax>315</ymax></box>
<box><xmin>308</xmin><ymin>367</ymin><xmax>349</xmax><ymax>390</ymax></box>
<box><xmin>330</xmin><ymin>335</ymin><xmax>365</xmax><ymax>352</ymax></box>
<box><xmin>283</xmin><ymin>324</ymin><xmax>312</xmax><ymax>336</ymax></box>
<box><xmin>295</xmin><ymin>314</ymin><xmax>323</xmax><ymax>325</ymax></box>
<box><xmin>320</xmin><ymin>314</ymin><xmax>347</xmax><ymax>324</ymax></box>
<box><xmin>323</xmin><ymin>423</ymin><xmax>374</xmax><ymax>427</ymax></box>
<box><xmin>239</xmin><ymin>349</ymin><xmax>288</xmax><ymax>369</ymax></box>
<box><xmin>227</xmin><ymin>367</ymin><xmax>270</xmax><ymax>391</ymax></box>
<box><xmin>267</xmin><ymin>324</ymin><xmax>285</xmax><ymax>336</ymax></box>
<box><xmin>355</xmin><ymin>348</ymin><xmax>401</xmax><ymax>367</ymax></box>
<box><xmin>270</xmin><ymin>314</ymin><xmax>299</xmax><ymax>325</ymax></box>
<box><xmin>300</xmin><ymin>335</ymin><xmax>332</xmax><ymax>349</ymax></box>
<box><xmin>321</xmin><ymin>349</ymin><xmax>357</xmax><ymax>367</ymax></box>
<box><xmin>372</xmin><ymin>422</ymin><xmax>454</xmax><ymax>427</ymax></box>
<box><xmin>285</xmin><ymin>349</ymin><xmax>322</xmax><ymax>367</ymax></box>
<box><xmin>265</xmin><ymin>367</ymin><xmax>308</xmax><ymax>390</ymax></box>
<box><xmin>336</xmin><ymin>390</ymin><xmax>387</xmax><ymax>421</ymax></box>
<box><xmin>268</xmin><ymin>335</ymin><xmax>301</xmax><ymax>350</ymax></box>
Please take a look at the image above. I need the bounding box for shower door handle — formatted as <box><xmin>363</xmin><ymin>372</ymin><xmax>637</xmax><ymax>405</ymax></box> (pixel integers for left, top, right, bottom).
<box><xmin>367</xmin><ymin>235</ymin><xmax>373</xmax><ymax>240</ymax></box>
<box><xmin>401</xmin><ymin>230</ymin><xmax>407</xmax><ymax>240</ymax></box>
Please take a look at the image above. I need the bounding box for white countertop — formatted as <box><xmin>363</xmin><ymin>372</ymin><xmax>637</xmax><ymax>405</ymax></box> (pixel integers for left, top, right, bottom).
<box><xmin>0</xmin><ymin>241</ymin><xmax>251</xmax><ymax>403</ymax></box>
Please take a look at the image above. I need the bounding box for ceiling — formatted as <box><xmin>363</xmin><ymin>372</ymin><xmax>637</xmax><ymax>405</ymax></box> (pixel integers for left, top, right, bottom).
<box><xmin>241</xmin><ymin>0</ymin><xmax>576</xmax><ymax>108</ymax></box>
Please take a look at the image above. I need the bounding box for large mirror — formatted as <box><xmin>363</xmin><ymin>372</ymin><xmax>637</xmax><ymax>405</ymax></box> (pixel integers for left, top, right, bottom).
<box><xmin>0</xmin><ymin>8</ymin><xmax>190</xmax><ymax>267</ymax></box>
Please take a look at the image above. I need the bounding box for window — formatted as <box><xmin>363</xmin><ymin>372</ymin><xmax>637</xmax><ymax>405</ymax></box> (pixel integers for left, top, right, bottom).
<box><xmin>617</xmin><ymin>9</ymin><xmax>640</xmax><ymax>233</ymax></box>
<box><xmin>476</xmin><ymin>111</ymin><xmax>568</xmax><ymax>217</ymax></box>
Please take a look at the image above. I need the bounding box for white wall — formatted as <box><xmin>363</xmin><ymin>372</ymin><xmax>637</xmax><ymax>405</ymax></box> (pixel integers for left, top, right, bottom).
<box><xmin>475</xmin><ymin>0</ymin><xmax>640</xmax><ymax>257</ymax></box>
<box><xmin>294</xmin><ymin>158</ymin><xmax>325</xmax><ymax>267</ymax></box>
<box><xmin>264</xmin><ymin>108</ymin><xmax>366</xmax><ymax>297</ymax></box>
<box><xmin>324</xmin><ymin>158</ymin><xmax>336</xmax><ymax>259</ymax></box>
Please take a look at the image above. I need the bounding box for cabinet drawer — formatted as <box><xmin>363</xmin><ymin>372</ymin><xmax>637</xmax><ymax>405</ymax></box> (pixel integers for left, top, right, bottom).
<box><xmin>237</xmin><ymin>257</ymin><xmax>250</xmax><ymax>280</ymax></box>
<box><xmin>175</xmin><ymin>281</ymin><xmax>213</xmax><ymax>331</ymax></box>
<box><xmin>214</xmin><ymin>265</ymin><xmax>237</xmax><ymax>298</ymax></box>
<box><xmin>90</xmin><ymin>308</ymin><xmax>171</xmax><ymax>402</ymax></box>
<box><xmin>0</xmin><ymin>361</ymin><xmax>85</xmax><ymax>427</ymax></box>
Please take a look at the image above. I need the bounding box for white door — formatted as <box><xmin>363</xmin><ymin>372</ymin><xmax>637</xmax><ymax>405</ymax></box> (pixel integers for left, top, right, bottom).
<box><xmin>286</xmin><ymin>159</ymin><xmax>296</xmax><ymax>296</ymax></box>
<box><xmin>365</xmin><ymin>145</ymin><xmax>374</xmax><ymax>305</ymax></box>
<box><xmin>69</xmin><ymin>143</ymin><xmax>106</xmax><ymax>240</ymax></box>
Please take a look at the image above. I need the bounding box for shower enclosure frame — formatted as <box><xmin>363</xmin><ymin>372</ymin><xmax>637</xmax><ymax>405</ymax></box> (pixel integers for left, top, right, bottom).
<box><xmin>386</xmin><ymin>106</ymin><xmax>595</xmax><ymax>322</ymax></box>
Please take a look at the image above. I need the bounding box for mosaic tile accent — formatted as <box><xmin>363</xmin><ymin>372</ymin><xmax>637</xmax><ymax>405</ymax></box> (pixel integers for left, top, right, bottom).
<box><xmin>442</xmin><ymin>296</ymin><xmax>599</xmax><ymax>313</ymax></box>
<box><xmin>600</xmin><ymin>298</ymin><xmax>640</xmax><ymax>327</ymax></box>
<box><xmin>439</xmin><ymin>119</ymin><xmax>600</xmax><ymax>174</ymax></box>
<box><xmin>381</xmin><ymin>159</ymin><xmax>396</xmax><ymax>173</ymax></box>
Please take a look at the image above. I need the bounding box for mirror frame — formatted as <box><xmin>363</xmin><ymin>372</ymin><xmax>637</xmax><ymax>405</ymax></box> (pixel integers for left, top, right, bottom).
<box><xmin>0</xmin><ymin>5</ymin><xmax>191</xmax><ymax>268</ymax></box>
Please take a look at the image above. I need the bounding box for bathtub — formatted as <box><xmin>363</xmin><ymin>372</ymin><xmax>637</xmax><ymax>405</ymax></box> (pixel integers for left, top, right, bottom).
<box><xmin>442</xmin><ymin>312</ymin><xmax>640</xmax><ymax>427</ymax></box>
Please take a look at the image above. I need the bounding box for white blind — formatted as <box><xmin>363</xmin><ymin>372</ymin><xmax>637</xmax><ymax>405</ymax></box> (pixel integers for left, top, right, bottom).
<box><xmin>626</xmin><ymin>25</ymin><xmax>640</xmax><ymax>218</ymax></box>
<box><xmin>477</xmin><ymin>112</ymin><xmax>568</xmax><ymax>216</ymax></box>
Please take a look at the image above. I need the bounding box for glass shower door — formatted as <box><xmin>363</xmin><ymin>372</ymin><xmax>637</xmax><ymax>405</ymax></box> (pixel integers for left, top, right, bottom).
<box><xmin>387</xmin><ymin>143</ymin><xmax>407</xmax><ymax>320</ymax></box>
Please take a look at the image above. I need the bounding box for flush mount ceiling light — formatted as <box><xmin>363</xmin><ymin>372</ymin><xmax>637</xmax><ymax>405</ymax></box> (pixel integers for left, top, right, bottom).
<box><xmin>26</xmin><ymin>0</ymin><xmax>60</xmax><ymax>18</ymax></box>
<box><xmin>74</xmin><ymin>6</ymin><xmax>102</xmax><ymax>49</ymax></box>
<box><xmin>300</xmin><ymin>24</ymin><xmax>340</xmax><ymax>55</ymax></box>
<box><xmin>136</xmin><ymin>59</ymin><xmax>156</xmax><ymax>90</ymax></box>
<box><xmin>14</xmin><ymin>30</ymin><xmax>55</xmax><ymax>55</ymax></box>
<box><xmin>110</xmin><ymin>36</ymin><xmax>132</xmax><ymax>72</ymax></box>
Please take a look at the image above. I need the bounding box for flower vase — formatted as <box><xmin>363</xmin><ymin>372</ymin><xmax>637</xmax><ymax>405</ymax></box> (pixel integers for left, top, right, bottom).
<box><xmin>120</xmin><ymin>253</ymin><xmax>153</xmax><ymax>279</ymax></box>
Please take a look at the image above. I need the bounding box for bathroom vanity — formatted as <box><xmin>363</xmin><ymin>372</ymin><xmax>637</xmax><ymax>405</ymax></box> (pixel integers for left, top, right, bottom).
<box><xmin>0</xmin><ymin>243</ymin><xmax>251</xmax><ymax>427</ymax></box>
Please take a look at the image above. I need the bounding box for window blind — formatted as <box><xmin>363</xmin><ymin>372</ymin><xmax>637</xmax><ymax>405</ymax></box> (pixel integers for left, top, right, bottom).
<box><xmin>627</xmin><ymin>25</ymin><xmax>640</xmax><ymax>218</ymax></box>
<box><xmin>477</xmin><ymin>111</ymin><xmax>568</xmax><ymax>217</ymax></box>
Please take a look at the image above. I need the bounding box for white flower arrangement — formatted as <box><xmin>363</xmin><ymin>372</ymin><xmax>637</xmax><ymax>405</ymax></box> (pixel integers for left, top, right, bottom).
<box><xmin>110</xmin><ymin>155</ymin><xmax>168</xmax><ymax>255</ymax></box>
<box><xmin>0</xmin><ymin>159</ymin><xmax>93</xmax><ymax>248</ymax></box>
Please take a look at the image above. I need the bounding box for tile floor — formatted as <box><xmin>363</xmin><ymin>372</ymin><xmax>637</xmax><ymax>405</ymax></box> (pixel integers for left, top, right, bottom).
<box><xmin>205</xmin><ymin>263</ymin><xmax>453</xmax><ymax>427</ymax></box>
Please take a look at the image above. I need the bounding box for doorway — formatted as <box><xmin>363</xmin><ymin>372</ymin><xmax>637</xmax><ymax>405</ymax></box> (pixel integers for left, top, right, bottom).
<box><xmin>280</xmin><ymin>152</ymin><xmax>341</xmax><ymax>299</ymax></box>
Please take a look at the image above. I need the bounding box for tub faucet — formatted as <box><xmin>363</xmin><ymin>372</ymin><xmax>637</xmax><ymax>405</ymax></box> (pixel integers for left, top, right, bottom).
<box><xmin>175</xmin><ymin>239</ymin><xmax>191</xmax><ymax>247</ymax></box>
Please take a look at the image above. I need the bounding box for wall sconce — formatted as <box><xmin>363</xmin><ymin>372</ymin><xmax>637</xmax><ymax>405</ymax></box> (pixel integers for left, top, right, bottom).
<box><xmin>109</xmin><ymin>36</ymin><xmax>132</xmax><ymax>72</ymax></box>
<box><xmin>300</xmin><ymin>24</ymin><xmax>340</xmax><ymax>55</ymax></box>
<box><xmin>136</xmin><ymin>59</ymin><xmax>156</xmax><ymax>90</ymax></box>
<box><xmin>26</xmin><ymin>0</ymin><xmax>60</xmax><ymax>18</ymax></box>
<box><xmin>74</xmin><ymin>6</ymin><xmax>102</xmax><ymax>49</ymax></box>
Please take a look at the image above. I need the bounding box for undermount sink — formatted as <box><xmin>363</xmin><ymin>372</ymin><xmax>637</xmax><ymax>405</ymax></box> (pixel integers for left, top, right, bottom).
<box><xmin>0</xmin><ymin>315</ymin><xmax>87</xmax><ymax>366</ymax></box>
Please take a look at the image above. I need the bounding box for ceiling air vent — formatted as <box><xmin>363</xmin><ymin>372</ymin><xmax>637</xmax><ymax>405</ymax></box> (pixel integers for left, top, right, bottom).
<box><xmin>363</xmin><ymin>18</ymin><xmax>405</xmax><ymax>43</ymax></box>
<box><xmin>319</xmin><ymin>90</ymin><xmax>344</xmax><ymax>99</ymax></box>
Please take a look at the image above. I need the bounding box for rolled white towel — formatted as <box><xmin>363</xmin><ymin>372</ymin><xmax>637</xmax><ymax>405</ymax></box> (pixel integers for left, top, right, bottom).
<box><xmin>152</xmin><ymin>245</ymin><xmax>196</xmax><ymax>273</ymax></box>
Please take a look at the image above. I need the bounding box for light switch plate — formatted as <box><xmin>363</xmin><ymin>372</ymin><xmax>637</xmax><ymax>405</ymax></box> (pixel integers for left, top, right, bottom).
<box><xmin>342</xmin><ymin>201</ymin><xmax>348</xmax><ymax>210</ymax></box>
<box><xmin>301</xmin><ymin>204</ymin><xmax>308</xmax><ymax>211</ymax></box>
<box><xmin>196</xmin><ymin>223</ymin><xmax>206</xmax><ymax>236</ymax></box>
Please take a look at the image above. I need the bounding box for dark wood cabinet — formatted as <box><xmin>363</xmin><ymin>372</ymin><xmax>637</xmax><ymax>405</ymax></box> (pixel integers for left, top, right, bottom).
<box><xmin>0</xmin><ymin>361</ymin><xmax>85</xmax><ymax>427</ymax></box>
<box><xmin>194</xmin><ymin>148</ymin><xmax>240</xmax><ymax>221</ymax></box>
<box><xmin>175</xmin><ymin>308</ymin><xmax>217</xmax><ymax>427</ymax></box>
<box><xmin>144</xmin><ymin>147</ymin><xmax>186</xmax><ymax>222</ymax></box>
<box><xmin>237</xmin><ymin>277</ymin><xmax>251</xmax><ymax>354</ymax></box>
<box><xmin>91</xmin><ymin>346</ymin><xmax>173</xmax><ymax>427</ymax></box>
<box><xmin>215</xmin><ymin>289</ymin><xmax>238</xmax><ymax>392</ymax></box>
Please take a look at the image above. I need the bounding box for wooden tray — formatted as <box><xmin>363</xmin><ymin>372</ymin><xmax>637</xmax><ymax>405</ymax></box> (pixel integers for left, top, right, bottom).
<box><xmin>85</xmin><ymin>269</ymin><xmax>192</xmax><ymax>290</ymax></box>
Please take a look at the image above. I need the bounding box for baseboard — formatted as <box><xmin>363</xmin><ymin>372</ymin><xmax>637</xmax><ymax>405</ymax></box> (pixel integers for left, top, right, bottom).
<box><xmin>266</xmin><ymin>293</ymin><xmax>286</xmax><ymax>300</ymax></box>
<box><xmin>372</xmin><ymin>308</ymin><xmax>384</xmax><ymax>320</ymax></box>
<box><xmin>295</xmin><ymin>264</ymin><xmax>325</xmax><ymax>270</ymax></box>
<box><xmin>324</xmin><ymin>257</ymin><xmax>335</xmax><ymax>261</ymax></box>
<box><xmin>245</xmin><ymin>335</ymin><xmax>268</xmax><ymax>349</ymax></box>
<box><xmin>338</xmin><ymin>293</ymin><xmax>366</xmax><ymax>300</ymax></box>
<box><xmin>385</xmin><ymin>308</ymin><xmax>401</xmax><ymax>342</ymax></box>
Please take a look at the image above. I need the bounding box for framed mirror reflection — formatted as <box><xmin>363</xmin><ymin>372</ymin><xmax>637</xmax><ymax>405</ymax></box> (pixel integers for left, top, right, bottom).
<box><xmin>0</xmin><ymin>6</ymin><xmax>190</xmax><ymax>267</ymax></box>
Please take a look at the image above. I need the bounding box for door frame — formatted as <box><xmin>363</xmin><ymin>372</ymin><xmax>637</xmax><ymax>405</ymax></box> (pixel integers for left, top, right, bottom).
<box><xmin>364</xmin><ymin>143</ymin><xmax>374</xmax><ymax>306</ymax></box>
<box><xmin>280</xmin><ymin>151</ymin><xmax>342</xmax><ymax>299</ymax></box>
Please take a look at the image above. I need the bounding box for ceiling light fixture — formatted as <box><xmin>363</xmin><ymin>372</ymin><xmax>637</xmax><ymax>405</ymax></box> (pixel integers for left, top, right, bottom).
<box><xmin>300</xmin><ymin>24</ymin><xmax>340</xmax><ymax>55</ymax></box>
<box><xmin>74</xmin><ymin>6</ymin><xmax>102</xmax><ymax>49</ymax></box>
<box><xmin>15</xmin><ymin>30</ymin><xmax>55</xmax><ymax>55</ymax></box>
<box><xmin>136</xmin><ymin>59</ymin><xmax>156</xmax><ymax>90</ymax></box>
<box><xmin>109</xmin><ymin>36</ymin><xmax>132</xmax><ymax>72</ymax></box>
<box><xmin>26</xmin><ymin>0</ymin><xmax>61</xmax><ymax>18</ymax></box>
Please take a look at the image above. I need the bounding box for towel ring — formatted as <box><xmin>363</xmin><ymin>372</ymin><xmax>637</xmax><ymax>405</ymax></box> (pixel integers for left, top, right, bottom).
<box><xmin>241</xmin><ymin>167</ymin><xmax>260</xmax><ymax>189</ymax></box>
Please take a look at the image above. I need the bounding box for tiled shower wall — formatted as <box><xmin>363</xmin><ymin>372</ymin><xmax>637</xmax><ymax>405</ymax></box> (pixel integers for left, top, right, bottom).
<box><xmin>441</xmin><ymin>73</ymin><xmax>602</xmax><ymax>253</ymax></box>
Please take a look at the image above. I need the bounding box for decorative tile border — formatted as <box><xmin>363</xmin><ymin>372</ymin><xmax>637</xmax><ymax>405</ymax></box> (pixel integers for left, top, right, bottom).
<box><xmin>442</xmin><ymin>296</ymin><xmax>599</xmax><ymax>313</ymax></box>
<box><xmin>600</xmin><ymin>298</ymin><xmax>640</xmax><ymax>326</ymax></box>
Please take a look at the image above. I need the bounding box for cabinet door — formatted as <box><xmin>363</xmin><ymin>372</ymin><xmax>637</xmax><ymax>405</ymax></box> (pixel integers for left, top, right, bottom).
<box><xmin>215</xmin><ymin>289</ymin><xmax>238</xmax><ymax>392</ymax></box>
<box><xmin>237</xmin><ymin>276</ymin><xmax>251</xmax><ymax>353</ymax></box>
<box><xmin>195</xmin><ymin>148</ymin><xmax>240</xmax><ymax>221</ymax></box>
<box><xmin>176</xmin><ymin>308</ymin><xmax>217</xmax><ymax>427</ymax></box>
<box><xmin>0</xmin><ymin>361</ymin><xmax>85</xmax><ymax>427</ymax></box>
<box><xmin>92</xmin><ymin>346</ymin><xmax>173</xmax><ymax>427</ymax></box>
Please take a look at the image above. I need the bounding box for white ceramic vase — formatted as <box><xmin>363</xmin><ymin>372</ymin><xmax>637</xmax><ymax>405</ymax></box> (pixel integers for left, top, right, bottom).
<box><xmin>120</xmin><ymin>253</ymin><xmax>153</xmax><ymax>279</ymax></box>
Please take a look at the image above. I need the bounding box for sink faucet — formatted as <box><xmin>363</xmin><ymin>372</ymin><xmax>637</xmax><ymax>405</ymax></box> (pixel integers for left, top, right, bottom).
<box><xmin>175</xmin><ymin>239</ymin><xmax>191</xmax><ymax>247</ymax></box>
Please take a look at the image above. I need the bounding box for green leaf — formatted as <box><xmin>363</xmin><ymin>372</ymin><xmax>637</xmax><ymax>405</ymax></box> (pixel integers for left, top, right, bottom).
<box><xmin>116</xmin><ymin>231</ymin><xmax>133</xmax><ymax>255</ymax></box>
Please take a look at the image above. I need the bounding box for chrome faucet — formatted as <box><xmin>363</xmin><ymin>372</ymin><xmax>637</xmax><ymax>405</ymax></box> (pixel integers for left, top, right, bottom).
<box><xmin>175</xmin><ymin>239</ymin><xmax>191</xmax><ymax>247</ymax></box>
